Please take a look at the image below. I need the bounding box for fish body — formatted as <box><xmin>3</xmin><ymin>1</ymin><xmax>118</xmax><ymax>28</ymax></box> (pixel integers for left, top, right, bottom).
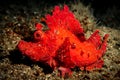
<box><xmin>18</xmin><ymin>5</ymin><xmax>109</xmax><ymax>77</ymax></box>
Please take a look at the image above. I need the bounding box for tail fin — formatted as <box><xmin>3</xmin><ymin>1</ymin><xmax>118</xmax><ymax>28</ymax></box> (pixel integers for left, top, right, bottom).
<box><xmin>100</xmin><ymin>34</ymin><xmax>109</xmax><ymax>54</ymax></box>
<box><xmin>87</xmin><ymin>30</ymin><xmax>102</xmax><ymax>48</ymax></box>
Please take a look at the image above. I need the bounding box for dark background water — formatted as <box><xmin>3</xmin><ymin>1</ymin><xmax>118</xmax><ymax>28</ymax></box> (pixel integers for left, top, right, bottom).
<box><xmin>0</xmin><ymin>0</ymin><xmax>119</xmax><ymax>8</ymax></box>
<box><xmin>0</xmin><ymin>0</ymin><xmax>120</xmax><ymax>28</ymax></box>
<box><xmin>0</xmin><ymin>0</ymin><xmax>119</xmax><ymax>15</ymax></box>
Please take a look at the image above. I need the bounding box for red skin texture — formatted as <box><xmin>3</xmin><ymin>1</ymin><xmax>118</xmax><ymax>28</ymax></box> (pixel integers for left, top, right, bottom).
<box><xmin>17</xmin><ymin>5</ymin><xmax>109</xmax><ymax>77</ymax></box>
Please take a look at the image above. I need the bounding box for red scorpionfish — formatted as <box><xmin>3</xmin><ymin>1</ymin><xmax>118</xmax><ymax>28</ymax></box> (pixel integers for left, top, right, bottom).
<box><xmin>18</xmin><ymin>5</ymin><xmax>109</xmax><ymax>77</ymax></box>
